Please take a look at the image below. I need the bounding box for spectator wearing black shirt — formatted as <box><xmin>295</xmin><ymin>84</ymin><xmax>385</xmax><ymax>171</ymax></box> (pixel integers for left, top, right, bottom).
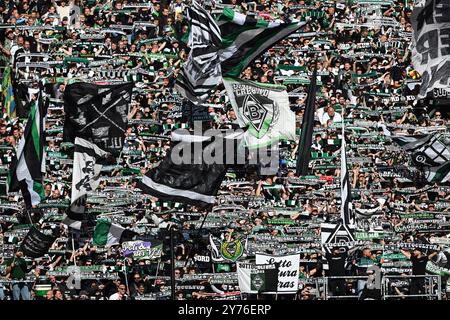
<box><xmin>324</xmin><ymin>246</ymin><xmax>359</xmax><ymax>297</ymax></box>
<box><xmin>401</xmin><ymin>248</ymin><xmax>438</xmax><ymax>298</ymax></box>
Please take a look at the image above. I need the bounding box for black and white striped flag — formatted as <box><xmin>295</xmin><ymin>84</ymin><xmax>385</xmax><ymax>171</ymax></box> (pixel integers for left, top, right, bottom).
<box><xmin>64</xmin><ymin>137</ymin><xmax>113</xmax><ymax>228</ymax></box>
<box><xmin>340</xmin><ymin>119</ymin><xmax>355</xmax><ymax>226</ymax></box>
<box><xmin>174</xmin><ymin>1</ymin><xmax>222</xmax><ymax>104</ymax></box>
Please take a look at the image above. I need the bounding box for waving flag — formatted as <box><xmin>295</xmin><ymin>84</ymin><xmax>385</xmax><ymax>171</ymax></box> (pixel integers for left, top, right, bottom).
<box><xmin>7</xmin><ymin>92</ymin><xmax>46</xmax><ymax>208</ymax></box>
<box><xmin>296</xmin><ymin>67</ymin><xmax>317</xmax><ymax>176</ymax></box>
<box><xmin>411</xmin><ymin>0</ymin><xmax>450</xmax><ymax>98</ymax></box>
<box><xmin>223</xmin><ymin>77</ymin><xmax>295</xmax><ymax>149</ymax></box>
<box><xmin>93</xmin><ymin>219</ymin><xmax>136</xmax><ymax>247</ymax></box>
<box><xmin>175</xmin><ymin>3</ymin><xmax>307</xmax><ymax>103</ymax></box>
<box><xmin>392</xmin><ymin>132</ymin><xmax>450</xmax><ymax>183</ymax></box>
<box><xmin>340</xmin><ymin>118</ymin><xmax>355</xmax><ymax>226</ymax></box>
<box><xmin>174</xmin><ymin>1</ymin><xmax>222</xmax><ymax>104</ymax></box>
<box><xmin>218</xmin><ymin>8</ymin><xmax>307</xmax><ymax>78</ymax></box>
<box><xmin>66</xmin><ymin>137</ymin><xmax>113</xmax><ymax>225</ymax></box>
<box><xmin>63</xmin><ymin>82</ymin><xmax>133</xmax><ymax>155</ymax></box>
<box><xmin>137</xmin><ymin>129</ymin><xmax>242</xmax><ymax>208</ymax></box>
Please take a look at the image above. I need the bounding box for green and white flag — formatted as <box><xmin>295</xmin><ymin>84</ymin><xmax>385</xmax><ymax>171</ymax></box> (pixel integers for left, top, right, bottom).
<box><xmin>424</xmin><ymin>162</ymin><xmax>450</xmax><ymax>183</ymax></box>
<box><xmin>223</xmin><ymin>77</ymin><xmax>295</xmax><ymax>149</ymax></box>
<box><xmin>237</xmin><ymin>262</ymin><xmax>279</xmax><ymax>294</ymax></box>
<box><xmin>218</xmin><ymin>8</ymin><xmax>307</xmax><ymax>78</ymax></box>
<box><xmin>93</xmin><ymin>219</ymin><xmax>135</xmax><ymax>246</ymax></box>
<box><xmin>7</xmin><ymin>92</ymin><xmax>46</xmax><ymax>208</ymax></box>
<box><xmin>175</xmin><ymin>4</ymin><xmax>306</xmax><ymax>103</ymax></box>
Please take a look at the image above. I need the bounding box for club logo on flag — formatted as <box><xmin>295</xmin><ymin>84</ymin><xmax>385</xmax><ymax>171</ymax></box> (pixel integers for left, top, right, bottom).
<box><xmin>412</xmin><ymin>152</ymin><xmax>427</xmax><ymax>165</ymax></box>
<box><xmin>210</xmin><ymin>235</ymin><xmax>246</xmax><ymax>262</ymax></box>
<box><xmin>241</xmin><ymin>93</ymin><xmax>278</xmax><ymax>139</ymax></box>
<box><xmin>220</xmin><ymin>238</ymin><xmax>244</xmax><ymax>262</ymax></box>
<box><xmin>251</xmin><ymin>274</ymin><xmax>264</xmax><ymax>290</ymax></box>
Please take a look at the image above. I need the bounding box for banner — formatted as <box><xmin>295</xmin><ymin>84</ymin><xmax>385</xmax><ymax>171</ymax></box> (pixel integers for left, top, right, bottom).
<box><xmin>122</xmin><ymin>240</ymin><xmax>163</xmax><ymax>260</ymax></box>
<box><xmin>210</xmin><ymin>235</ymin><xmax>246</xmax><ymax>262</ymax></box>
<box><xmin>20</xmin><ymin>227</ymin><xmax>56</xmax><ymax>258</ymax></box>
<box><xmin>237</xmin><ymin>262</ymin><xmax>278</xmax><ymax>294</ymax></box>
<box><xmin>255</xmin><ymin>253</ymin><xmax>300</xmax><ymax>292</ymax></box>
<box><xmin>223</xmin><ymin>77</ymin><xmax>295</xmax><ymax>148</ymax></box>
<box><xmin>411</xmin><ymin>0</ymin><xmax>450</xmax><ymax>98</ymax></box>
<box><xmin>63</xmin><ymin>82</ymin><xmax>133</xmax><ymax>155</ymax></box>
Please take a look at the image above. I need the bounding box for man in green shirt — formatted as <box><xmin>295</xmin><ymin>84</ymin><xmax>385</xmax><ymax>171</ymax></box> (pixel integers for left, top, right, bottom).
<box><xmin>356</xmin><ymin>248</ymin><xmax>380</xmax><ymax>298</ymax></box>
<box><xmin>5</xmin><ymin>250</ymin><xmax>31</xmax><ymax>300</ymax></box>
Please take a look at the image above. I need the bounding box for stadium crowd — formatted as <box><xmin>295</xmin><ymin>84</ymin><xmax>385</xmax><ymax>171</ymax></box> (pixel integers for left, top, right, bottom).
<box><xmin>0</xmin><ymin>0</ymin><xmax>450</xmax><ymax>301</ymax></box>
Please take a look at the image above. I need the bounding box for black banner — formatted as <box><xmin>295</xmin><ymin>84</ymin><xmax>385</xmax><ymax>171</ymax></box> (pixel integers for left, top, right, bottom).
<box><xmin>20</xmin><ymin>226</ymin><xmax>56</xmax><ymax>258</ymax></box>
<box><xmin>63</xmin><ymin>82</ymin><xmax>133</xmax><ymax>155</ymax></box>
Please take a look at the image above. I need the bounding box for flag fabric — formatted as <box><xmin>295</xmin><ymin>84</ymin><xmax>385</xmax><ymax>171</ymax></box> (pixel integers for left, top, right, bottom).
<box><xmin>392</xmin><ymin>133</ymin><xmax>450</xmax><ymax>167</ymax></box>
<box><xmin>63</xmin><ymin>81</ymin><xmax>133</xmax><ymax>155</ymax></box>
<box><xmin>255</xmin><ymin>253</ymin><xmax>300</xmax><ymax>293</ymax></box>
<box><xmin>174</xmin><ymin>1</ymin><xmax>222</xmax><ymax>104</ymax></box>
<box><xmin>20</xmin><ymin>226</ymin><xmax>56</xmax><ymax>258</ymax></box>
<box><xmin>209</xmin><ymin>235</ymin><xmax>246</xmax><ymax>262</ymax></box>
<box><xmin>12</xmin><ymin>81</ymin><xmax>33</xmax><ymax>118</ymax></box>
<box><xmin>209</xmin><ymin>234</ymin><xmax>225</xmax><ymax>262</ymax></box>
<box><xmin>237</xmin><ymin>262</ymin><xmax>279</xmax><ymax>294</ymax></box>
<box><xmin>7</xmin><ymin>92</ymin><xmax>46</xmax><ymax>208</ymax></box>
<box><xmin>392</xmin><ymin>132</ymin><xmax>450</xmax><ymax>183</ymax></box>
<box><xmin>93</xmin><ymin>219</ymin><xmax>135</xmax><ymax>246</ymax></box>
<box><xmin>2</xmin><ymin>65</ymin><xmax>16</xmax><ymax>118</ymax></box>
<box><xmin>223</xmin><ymin>77</ymin><xmax>295</xmax><ymax>149</ymax></box>
<box><xmin>296</xmin><ymin>67</ymin><xmax>317</xmax><ymax>176</ymax></box>
<box><xmin>424</xmin><ymin>162</ymin><xmax>450</xmax><ymax>183</ymax></box>
<box><xmin>320</xmin><ymin>223</ymin><xmax>355</xmax><ymax>271</ymax></box>
<box><xmin>411</xmin><ymin>0</ymin><xmax>450</xmax><ymax>98</ymax></box>
<box><xmin>340</xmin><ymin>119</ymin><xmax>355</xmax><ymax>226</ymax></box>
<box><xmin>175</xmin><ymin>3</ymin><xmax>307</xmax><ymax>103</ymax></box>
<box><xmin>137</xmin><ymin>130</ymin><xmax>242</xmax><ymax>208</ymax></box>
<box><xmin>66</xmin><ymin>137</ymin><xmax>113</xmax><ymax>224</ymax></box>
<box><xmin>62</xmin><ymin>215</ymin><xmax>82</xmax><ymax>231</ymax></box>
<box><xmin>217</xmin><ymin>8</ymin><xmax>307</xmax><ymax>78</ymax></box>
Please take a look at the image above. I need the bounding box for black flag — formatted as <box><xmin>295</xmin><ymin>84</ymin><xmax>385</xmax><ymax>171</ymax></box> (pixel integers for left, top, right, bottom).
<box><xmin>13</xmin><ymin>81</ymin><xmax>32</xmax><ymax>118</ymax></box>
<box><xmin>63</xmin><ymin>82</ymin><xmax>133</xmax><ymax>155</ymax></box>
<box><xmin>137</xmin><ymin>129</ymin><xmax>242</xmax><ymax>208</ymax></box>
<box><xmin>296</xmin><ymin>66</ymin><xmax>317</xmax><ymax>176</ymax></box>
<box><xmin>20</xmin><ymin>226</ymin><xmax>56</xmax><ymax>258</ymax></box>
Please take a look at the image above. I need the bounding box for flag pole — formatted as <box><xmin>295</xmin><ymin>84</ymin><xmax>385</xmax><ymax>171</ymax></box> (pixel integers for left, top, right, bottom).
<box><xmin>71</xmin><ymin>231</ymin><xmax>76</xmax><ymax>266</ymax></box>
<box><xmin>170</xmin><ymin>225</ymin><xmax>176</xmax><ymax>300</ymax></box>
<box><xmin>199</xmin><ymin>210</ymin><xmax>210</xmax><ymax>230</ymax></box>
<box><xmin>154</xmin><ymin>258</ymin><xmax>161</xmax><ymax>286</ymax></box>
<box><xmin>123</xmin><ymin>257</ymin><xmax>130</xmax><ymax>299</ymax></box>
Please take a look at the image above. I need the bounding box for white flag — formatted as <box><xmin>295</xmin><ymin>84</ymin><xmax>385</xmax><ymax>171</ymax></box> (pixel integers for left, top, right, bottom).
<box><xmin>223</xmin><ymin>77</ymin><xmax>296</xmax><ymax>149</ymax></box>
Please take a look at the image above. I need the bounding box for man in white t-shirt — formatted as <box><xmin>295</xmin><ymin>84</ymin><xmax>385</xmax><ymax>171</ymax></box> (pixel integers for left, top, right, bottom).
<box><xmin>320</xmin><ymin>106</ymin><xmax>342</xmax><ymax>126</ymax></box>
<box><xmin>109</xmin><ymin>284</ymin><xmax>128</xmax><ymax>300</ymax></box>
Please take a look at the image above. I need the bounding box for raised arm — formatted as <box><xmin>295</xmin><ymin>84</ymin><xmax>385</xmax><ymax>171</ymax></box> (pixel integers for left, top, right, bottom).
<box><xmin>400</xmin><ymin>249</ymin><xmax>411</xmax><ymax>259</ymax></box>
<box><xmin>428</xmin><ymin>251</ymin><xmax>438</xmax><ymax>261</ymax></box>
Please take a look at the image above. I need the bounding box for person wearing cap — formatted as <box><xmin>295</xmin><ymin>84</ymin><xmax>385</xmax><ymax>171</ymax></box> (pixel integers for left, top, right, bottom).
<box><xmin>400</xmin><ymin>247</ymin><xmax>438</xmax><ymax>298</ymax></box>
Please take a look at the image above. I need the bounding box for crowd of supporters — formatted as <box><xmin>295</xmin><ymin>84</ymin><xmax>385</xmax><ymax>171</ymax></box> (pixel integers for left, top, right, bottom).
<box><xmin>0</xmin><ymin>0</ymin><xmax>449</xmax><ymax>300</ymax></box>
